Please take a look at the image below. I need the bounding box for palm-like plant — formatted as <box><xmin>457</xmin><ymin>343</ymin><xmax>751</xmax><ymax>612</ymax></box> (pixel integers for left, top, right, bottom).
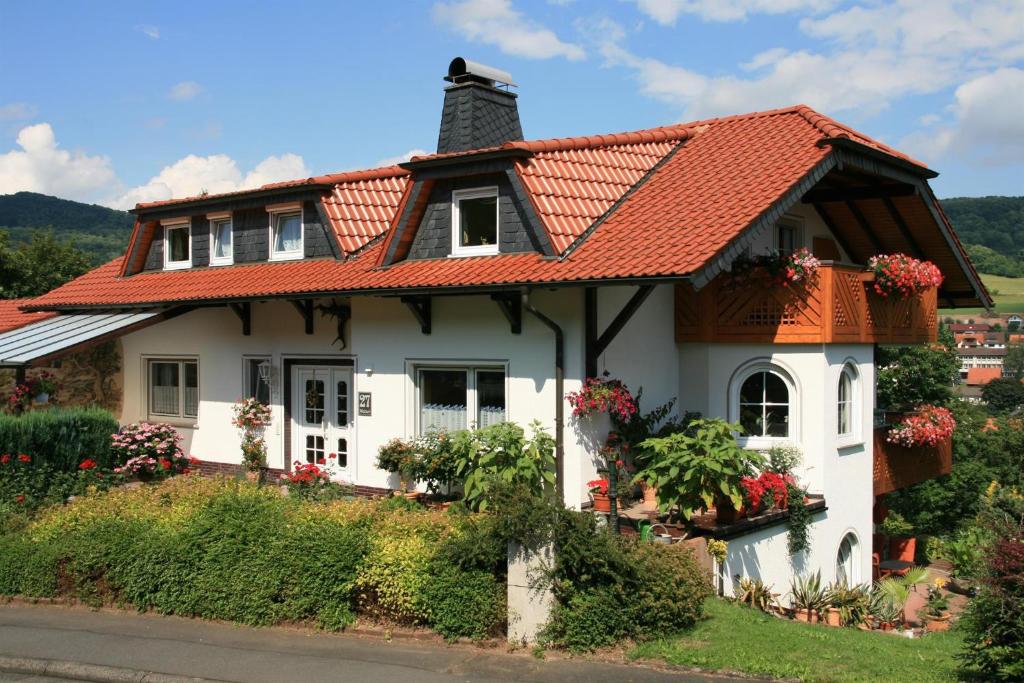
<box><xmin>826</xmin><ymin>582</ymin><xmax>871</xmax><ymax>626</ymax></box>
<box><xmin>871</xmin><ymin>567</ymin><xmax>930</xmax><ymax>627</ymax></box>
<box><xmin>737</xmin><ymin>577</ymin><xmax>778</xmax><ymax>613</ymax></box>
<box><xmin>789</xmin><ymin>571</ymin><xmax>829</xmax><ymax>615</ymax></box>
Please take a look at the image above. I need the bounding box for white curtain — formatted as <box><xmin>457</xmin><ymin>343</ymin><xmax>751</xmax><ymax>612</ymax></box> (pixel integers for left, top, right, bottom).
<box><xmin>275</xmin><ymin>214</ymin><xmax>302</xmax><ymax>253</ymax></box>
<box><xmin>151</xmin><ymin>386</ymin><xmax>178</xmax><ymax>415</ymax></box>
<box><xmin>421</xmin><ymin>404</ymin><xmax>467</xmax><ymax>432</ymax></box>
<box><xmin>477</xmin><ymin>406</ymin><xmax>506</xmax><ymax>428</ymax></box>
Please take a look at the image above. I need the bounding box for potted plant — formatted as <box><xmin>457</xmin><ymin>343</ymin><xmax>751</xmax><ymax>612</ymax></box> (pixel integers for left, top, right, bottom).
<box><xmin>920</xmin><ymin>577</ymin><xmax>952</xmax><ymax>632</ymax></box>
<box><xmin>880</xmin><ymin>511</ymin><xmax>917</xmax><ymax>564</ymax></box>
<box><xmin>232</xmin><ymin>397</ymin><xmax>273</xmax><ymax>482</ymax></box>
<box><xmin>376</xmin><ymin>437</ymin><xmax>421</xmax><ymax>491</ymax></box>
<box><xmin>886</xmin><ymin>405</ymin><xmax>956</xmax><ymax>448</ymax></box>
<box><xmin>587</xmin><ymin>478</ymin><xmax>611</xmax><ymax>512</ymax></box>
<box><xmin>826</xmin><ymin>582</ymin><xmax>870</xmax><ymax>628</ymax></box>
<box><xmin>789</xmin><ymin>571</ymin><xmax>828</xmax><ymax>623</ymax></box>
<box><xmin>867</xmin><ymin>253</ymin><xmax>943</xmax><ymax>298</ymax></box>
<box><xmin>31</xmin><ymin>371</ymin><xmax>59</xmax><ymax>404</ymax></box>
<box><xmin>729</xmin><ymin>247</ymin><xmax>821</xmax><ymax>289</ymax></box>
<box><xmin>636</xmin><ymin>418</ymin><xmax>763</xmax><ymax>523</ymax></box>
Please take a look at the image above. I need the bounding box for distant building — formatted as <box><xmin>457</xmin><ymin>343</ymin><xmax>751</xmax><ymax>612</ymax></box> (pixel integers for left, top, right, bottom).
<box><xmin>957</xmin><ymin>346</ymin><xmax>1007</xmax><ymax>380</ymax></box>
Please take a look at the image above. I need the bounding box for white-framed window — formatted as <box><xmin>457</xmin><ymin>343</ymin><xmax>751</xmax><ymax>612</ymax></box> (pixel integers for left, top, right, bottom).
<box><xmin>776</xmin><ymin>219</ymin><xmax>802</xmax><ymax>256</ymax></box>
<box><xmin>267</xmin><ymin>202</ymin><xmax>303</xmax><ymax>261</ymax></box>
<box><xmin>733</xmin><ymin>364</ymin><xmax>794</xmax><ymax>442</ymax></box>
<box><xmin>415</xmin><ymin>364</ymin><xmax>506</xmax><ymax>434</ymax></box>
<box><xmin>209</xmin><ymin>212</ymin><xmax>233</xmax><ymax>266</ymax></box>
<box><xmin>243</xmin><ymin>356</ymin><xmax>272</xmax><ymax>406</ymax></box>
<box><xmin>162</xmin><ymin>219</ymin><xmax>192</xmax><ymax>270</ymax></box>
<box><xmin>836</xmin><ymin>532</ymin><xmax>860</xmax><ymax>585</ymax></box>
<box><xmin>147</xmin><ymin>358</ymin><xmax>198</xmax><ymax>422</ymax></box>
<box><xmin>451</xmin><ymin>187</ymin><xmax>499</xmax><ymax>257</ymax></box>
<box><xmin>837</xmin><ymin>363</ymin><xmax>857</xmax><ymax>438</ymax></box>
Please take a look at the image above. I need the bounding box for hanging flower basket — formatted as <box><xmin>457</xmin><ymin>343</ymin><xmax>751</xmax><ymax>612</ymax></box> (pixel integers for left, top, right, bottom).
<box><xmin>867</xmin><ymin>253</ymin><xmax>943</xmax><ymax>298</ymax></box>
<box><xmin>886</xmin><ymin>405</ymin><xmax>956</xmax><ymax>447</ymax></box>
<box><xmin>567</xmin><ymin>378</ymin><xmax>637</xmax><ymax>423</ymax></box>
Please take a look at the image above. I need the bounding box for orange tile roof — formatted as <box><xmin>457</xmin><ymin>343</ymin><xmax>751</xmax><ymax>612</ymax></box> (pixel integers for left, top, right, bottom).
<box><xmin>967</xmin><ymin>367</ymin><xmax>1003</xmax><ymax>386</ymax></box>
<box><xmin>0</xmin><ymin>299</ymin><xmax>55</xmax><ymax>332</ymax></box>
<box><xmin>29</xmin><ymin>105</ymin><xmax>945</xmax><ymax>309</ymax></box>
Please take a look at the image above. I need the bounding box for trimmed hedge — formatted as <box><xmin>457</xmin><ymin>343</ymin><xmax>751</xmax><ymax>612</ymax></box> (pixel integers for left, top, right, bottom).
<box><xmin>0</xmin><ymin>407</ymin><xmax>117</xmax><ymax>470</ymax></box>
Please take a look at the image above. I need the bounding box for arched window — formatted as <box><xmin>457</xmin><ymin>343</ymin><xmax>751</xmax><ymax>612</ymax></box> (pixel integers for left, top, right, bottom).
<box><xmin>738</xmin><ymin>369</ymin><xmax>791</xmax><ymax>438</ymax></box>
<box><xmin>836</xmin><ymin>532</ymin><xmax>859</xmax><ymax>585</ymax></box>
<box><xmin>837</xmin><ymin>365</ymin><xmax>856</xmax><ymax>437</ymax></box>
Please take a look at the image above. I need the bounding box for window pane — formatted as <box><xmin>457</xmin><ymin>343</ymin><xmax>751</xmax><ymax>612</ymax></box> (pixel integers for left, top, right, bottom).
<box><xmin>246</xmin><ymin>359</ymin><xmax>271</xmax><ymax>406</ymax></box>
<box><xmin>167</xmin><ymin>227</ymin><xmax>190</xmax><ymax>263</ymax></box>
<box><xmin>337</xmin><ymin>380</ymin><xmax>348</xmax><ymax>425</ymax></box>
<box><xmin>336</xmin><ymin>438</ymin><xmax>348</xmax><ymax>469</ymax></box>
<box><xmin>274</xmin><ymin>213</ymin><xmax>302</xmax><ymax>253</ymax></box>
<box><xmin>838</xmin><ymin>372</ymin><xmax>851</xmax><ymax>435</ymax></box>
<box><xmin>150</xmin><ymin>362</ymin><xmax>180</xmax><ymax>416</ymax></box>
<box><xmin>477</xmin><ymin>370</ymin><xmax>505</xmax><ymax>427</ymax></box>
<box><xmin>765</xmin><ymin>405</ymin><xmax>789</xmax><ymax>437</ymax></box>
<box><xmin>739</xmin><ymin>373</ymin><xmax>764</xmax><ymax>404</ymax></box>
<box><xmin>459</xmin><ymin>195</ymin><xmax>497</xmax><ymax>247</ymax></box>
<box><xmin>764</xmin><ymin>372</ymin><xmax>788</xmax><ymax>404</ymax></box>
<box><xmin>305</xmin><ymin>435</ymin><xmax>324</xmax><ymax>465</ymax></box>
<box><xmin>305</xmin><ymin>379</ymin><xmax>324</xmax><ymax>424</ymax></box>
<box><xmin>739</xmin><ymin>405</ymin><xmax>762</xmax><ymax>437</ymax></box>
<box><xmin>213</xmin><ymin>220</ymin><xmax>232</xmax><ymax>259</ymax></box>
<box><xmin>183</xmin><ymin>361</ymin><xmax>199</xmax><ymax>418</ymax></box>
<box><xmin>420</xmin><ymin>369</ymin><xmax>467</xmax><ymax>432</ymax></box>
<box><xmin>777</xmin><ymin>224</ymin><xmax>796</xmax><ymax>255</ymax></box>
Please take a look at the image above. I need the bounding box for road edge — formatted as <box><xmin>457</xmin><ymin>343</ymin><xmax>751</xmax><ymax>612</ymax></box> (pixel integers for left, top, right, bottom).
<box><xmin>0</xmin><ymin>655</ymin><xmax>233</xmax><ymax>683</ymax></box>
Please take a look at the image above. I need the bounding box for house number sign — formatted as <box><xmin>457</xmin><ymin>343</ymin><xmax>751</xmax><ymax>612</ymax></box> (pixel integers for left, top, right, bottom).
<box><xmin>358</xmin><ymin>392</ymin><xmax>372</xmax><ymax>417</ymax></box>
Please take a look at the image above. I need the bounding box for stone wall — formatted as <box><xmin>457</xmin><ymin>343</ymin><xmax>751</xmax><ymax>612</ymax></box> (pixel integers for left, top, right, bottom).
<box><xmin>0</xmin><ymin>339</ymin><xmax>123</xmax><ymax>414</ymax></box>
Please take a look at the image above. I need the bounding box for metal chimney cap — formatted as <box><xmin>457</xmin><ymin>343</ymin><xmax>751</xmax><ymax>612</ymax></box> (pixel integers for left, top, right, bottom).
<box><xmin>445</xmin><ymin>57</ymin><xmax>517</xmax><ymax>87</ymax></box>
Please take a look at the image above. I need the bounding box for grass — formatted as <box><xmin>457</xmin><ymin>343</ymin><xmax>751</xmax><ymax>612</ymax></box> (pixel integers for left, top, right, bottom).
<box><xmin>630</xmin><ymin>599</ymin><xmax>963</xmax><ymax>683</ymax></box>
<box><xmin>941</xmin><ymin>273</ymin><xmax>1024</xmax><ymax>316</ymax></box>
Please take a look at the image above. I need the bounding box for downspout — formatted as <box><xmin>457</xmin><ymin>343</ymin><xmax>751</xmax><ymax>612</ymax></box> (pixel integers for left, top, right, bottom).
<box><xmin>522</xmin><ymin>290</ymin><xmax>564</xmax><ymax>501</ymax></box>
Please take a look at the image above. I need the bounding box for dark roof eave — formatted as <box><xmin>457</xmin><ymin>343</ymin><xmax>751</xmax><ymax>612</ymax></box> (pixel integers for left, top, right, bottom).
<box><xmin>817</xmin><ymin>137</ymin><xmax>939</xmax><ymax>179</ymax></box>
<box><xmin>22</xmin><ymin>274</ymin><xmax>694</xmax><ymax>312</ymax></box>
<box><xmin>129</xmin><ymin>182</ymin><xmax>336</xmax><ymax>217</ymax></box>
<box><xmin>399</xmin><ymin>147</ymin><xmax>533</xmax><ymax>171</ymax></box>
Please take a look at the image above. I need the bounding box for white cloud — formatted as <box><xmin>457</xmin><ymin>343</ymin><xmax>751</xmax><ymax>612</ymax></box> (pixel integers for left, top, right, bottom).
<box><xmin>901</xmin><ymin>68</ymin><xmax>1024</xmax><ymax>166</ymax></box>
<box><xmin>634</xmin><ymin>0</ymin><xmax>836</xmax><ymax>24</ymax></box>
<box><xmin>0</xmin><ymin>102</ymin><xmax>37</xmax><ymax>121</ymax></box>
<box><xmin>136</xmin><ymin>24</ymin><xmax>160</xmax><ymax>39</ymax></box>
<box><xmin>376</xmin><ymin>148</ymin><xmax>431</xmax><ymax>167</ymax></box>
<box><xmin>112</xmin><ymin>152</ymin><xmax>310</xmax><ymax>209</ymax></box>
<box><xmin>0</xmin><ymin>123</ymin><xmax>116</xmax><ymax>202</ymax></box>
<box><xmin>168</xmin><ymin>81</ymin><xmax>202</xmax><ymax>101</ymax></box>
<box><xmin>433</xmin><ymin>0</ymin><xmax>585</xmax><ymax>61</ymax></box>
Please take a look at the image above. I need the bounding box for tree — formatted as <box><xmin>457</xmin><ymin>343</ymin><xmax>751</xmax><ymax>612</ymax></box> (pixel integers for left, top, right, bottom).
<box><xmin>0</xmin><ymin>229</ymin><xmax>90</xmax><ymax>299</ymax></box>
<box><xmin>875</xmin><ymin>326</ymin><xmax>960</xmax><ymax>409</ymax></box>
<box><xmin>1003</xmin><ymin>344</ymin><xmax>1024</xmax><ymax>379</ymax></box>
<box><xmin>981</xmin><ymin>378</ymin><xmax>1024</xmax><ymax>414</ymax></box>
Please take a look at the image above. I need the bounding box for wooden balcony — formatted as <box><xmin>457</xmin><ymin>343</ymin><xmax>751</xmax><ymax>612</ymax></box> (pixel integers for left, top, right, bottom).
<box><xmin>674</xmin><ymin>263</ymin><xmax>938</xmax><ymax>344</ymax></box>
<box><xmin>873</xmin><ymin>428</ymin><xmax>952</xmax><ymax>496</ymax></box>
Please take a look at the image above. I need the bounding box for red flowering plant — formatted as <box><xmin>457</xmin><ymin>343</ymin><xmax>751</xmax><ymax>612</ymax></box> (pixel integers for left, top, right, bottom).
<box><xmin>587</xmin><ymin>478</ymin><xmax>609</xmax><ymax>495</ymax></box>
<box><xmin>283</xmin><ymin>460</ymin><xmax>354</xmax><ymax>501</ymax></box>
<box><xmin>740</xmin><ymin>471</ymin><xmax>793</xmax><ymax>514</ymax></box>
<box><xmin>232</xmin><ymin>397</ymin><xmax>273</xmax><ymax>473</ymax></box>
<box><xmin>567</xmin><ymin>378</ymin><xmax>638</xmax><ymax>423</ymax></box>
<box><xmin>868</xmin><ymin>253</ymin><xmax>944</xmax><ymax>298</ymax></box>
<box><xmin>729</xmin><ymin>247</ymin><xmax>821</xmax><ymax>289</ymax></box>
<box><xmin>6</xmin><ymin>370</ymin><xmax>61</xmax><ymax>413</ymax></box>
<box><xmin>887</xmin><ymin>404</ymin><xmax>956</xmax><ymax>447</ymax></box>
<box><xmin>0</xmin><ymin>452</ymin><xmax>120</xmax><ymax>509</ymax></box>
<box><xmin>111</xmin><ymin>422</ymin><xmax>188</xmax><ymax>480</ymax></box>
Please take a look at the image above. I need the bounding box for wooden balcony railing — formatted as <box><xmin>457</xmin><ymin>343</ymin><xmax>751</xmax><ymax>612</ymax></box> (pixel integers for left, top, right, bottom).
<box><xmin>674</xmin><ymin>263</ymin><xmax>938</xmax><ymax>344</ymax></box>
<box><xmin>873</xmin><ymin>428</ymin><xmax>952</xmax><ymax>496</ymax></box>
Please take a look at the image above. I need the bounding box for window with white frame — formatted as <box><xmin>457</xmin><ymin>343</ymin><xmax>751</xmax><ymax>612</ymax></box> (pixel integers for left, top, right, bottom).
<box><xmin>737</xmin><ymin>366</ymin><xmax>792</xmax><ymax>439</ymax></box>
<box><xmin>268</xmin><ymin>203</ymin><xmax>303</xmax><ymax>261</ymax></box>
<box><xmin>416</xmin><ymin>365</ymin><xmax>506</xmax><ymax>433</ymax></box>
<box><xmin>147</xmin><ymin>358</ymin><xmax>198</xmax><ymax>421</ymax></box>
<box><xmin>836</xmin><ymin>532</ymin><xmax>859</xmax><ymax>585</ymax></box>
<box><xmin>837</xmin><ymin>364</ymin><xmax>857</xmax><ymax>438</ymax></box>
<box><xmin>776</xmin><ymin>220</ymin><xmax>801</xmax><ymax>256</ymax></box>
<box><xmin>209</xmin><ymin>213</ymin><xmax>233</xmax><ymax>266</ymax></box>
<box><xmin>243</xmin><ymin>356</ymin><xmax>272</xmax><ymax>406</ymax></box>
<box><xmin>162</xmin><ymin>220</ymin><xmax>191</xmax><ymax>270</ymax></box>
<box><xmin>451</xmin><ymin>187</ymin><xmax>499</xmax><ymax>257</ymax></box>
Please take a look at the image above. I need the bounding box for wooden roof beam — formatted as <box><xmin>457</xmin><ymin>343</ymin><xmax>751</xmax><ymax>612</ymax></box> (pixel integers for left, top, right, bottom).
<box><xmin>802</xmin><ymin>183</ymin><xmax>915</xmax><ymax>204</ymax></box>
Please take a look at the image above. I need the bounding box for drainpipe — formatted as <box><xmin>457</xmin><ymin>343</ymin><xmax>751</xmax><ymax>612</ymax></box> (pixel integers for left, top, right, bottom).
<box><xmin>522</xmin><ymin>291</ymin><xmax>564</xmax><ymax>501</ymax></box>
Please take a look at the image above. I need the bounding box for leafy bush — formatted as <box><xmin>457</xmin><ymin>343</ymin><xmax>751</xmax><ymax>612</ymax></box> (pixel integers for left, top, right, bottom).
<box><xmin>455</xmin><ymin>422</ymin><xmax>556</xmax><ymax>511</ymax></box>
<box><xmin>110</xmin><ymin>422</ymin><xmax>189</xmax><ymax>479</ymax></box>
<box><xmin>0</xmin><ymin>453</ymin><xmax>119</xmax><ymax>511</ymax></box>
<box><xmin>0</xmin><ymin>407</ymin><xmax>117</xmax><ymax>471</ymax></box>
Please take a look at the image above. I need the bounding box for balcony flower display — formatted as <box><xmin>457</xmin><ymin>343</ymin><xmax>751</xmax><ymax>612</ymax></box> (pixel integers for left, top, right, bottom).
<box><xmin>886</xmin><ymin>404</ymin><xmax>956</xmax><ymax>447</ymax></box>
<box><xmin>740</xmin><ymin>471</ymin><xmax>793</xmax><ymax>514</ymax></box>
<box><xmin>868</xmin><ymin>253</ymin><xmax>943</xmax><ymax>298</ymax></box>
<box><xmin>729</xmin><ymin>247</ymin><xmax>821</xmax><ymax>289</ymax></box>
<box><xmin>567</xmin><ymin>377</ymin><xmax>638</xmax><ymax>423</ymax></box>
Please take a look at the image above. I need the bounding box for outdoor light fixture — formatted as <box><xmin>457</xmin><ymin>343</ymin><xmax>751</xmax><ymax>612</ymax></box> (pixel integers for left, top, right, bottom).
<box><xmin>258</xmin><ymin>360</ymin><xmax>271</xmax><ymax>384</ymax></box>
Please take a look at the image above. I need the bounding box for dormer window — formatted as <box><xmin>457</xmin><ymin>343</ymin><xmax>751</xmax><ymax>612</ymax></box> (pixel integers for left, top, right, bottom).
<box><xmin>208</xmin><ymin>212</ymin><xmax>233</xmax><ymax>266</ymax></box>
<box><xmin>776</xmin><ymin>219</ymin><xmax>802</xmax><ymax>256</ymax></box>
<box><xmin>267</xmin><ymin>202</ymin><xmax>304</xmax><ymax>261</ymax></box>
<box><xmin>451</xmin><ymin>187</ymin><xmax>498</xmax><ymax>257</ymax></box>
<box><xmin>162</xmin><ymin>218</ymin><xmax>191</xmax><ymax>270</ymax></box>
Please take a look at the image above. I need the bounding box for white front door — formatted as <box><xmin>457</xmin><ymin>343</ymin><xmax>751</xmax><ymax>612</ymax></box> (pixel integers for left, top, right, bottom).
<box><xmin>293</xmin><ymin>365</ymin><xmax>353</xmax><ymax>479</ymax></box>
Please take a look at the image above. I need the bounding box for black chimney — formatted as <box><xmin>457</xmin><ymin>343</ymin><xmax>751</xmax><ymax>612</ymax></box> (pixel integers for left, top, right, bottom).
<box><xmin>436</xmin><ymin>57</ymin><xmax>524</xmax><ymax>154</ymax></box>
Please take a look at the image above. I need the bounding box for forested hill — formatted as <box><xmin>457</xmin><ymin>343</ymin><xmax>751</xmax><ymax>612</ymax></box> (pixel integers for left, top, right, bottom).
<box><xmin>0</xmin><ymin>191</ymin><xmax>133</xmax><ymax>264</ymax></box>
<box><xmin>941</xmin><ymin>196</ymin><xmax>1024</xmax><ymax>277</ymax></box>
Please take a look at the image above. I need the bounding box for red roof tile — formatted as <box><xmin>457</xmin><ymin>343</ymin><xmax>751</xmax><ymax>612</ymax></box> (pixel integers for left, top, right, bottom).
<box><xmin>27</xmin><ymin>105</ymin><xmax>955</xmax><ymax>309</ymax></box>
<box><xmin>966</xmin><ymin>367</ymin><xmax>1003</xmax><ymax>386</ymax></box>
<box><xmin>0</xmin><ymin>299</ymin><xmax>55</xmax><ymax>332</ymax></box>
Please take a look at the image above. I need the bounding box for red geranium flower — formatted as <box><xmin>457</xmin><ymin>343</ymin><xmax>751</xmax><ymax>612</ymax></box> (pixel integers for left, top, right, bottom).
<box><xmin>15</xmin><ymin>495</ymin><xmax>25</xmax><ymax>504</ymax></box>
<box><xmin>78</xmin><ymin>459</ymin><xmax>98</xmax><ymax>470</ymax></box>
<box><xmin>0</xmin><ymin>455</ymin><xmax>9</xmax><ymax>465</ymax></box>
<box><xmin>17</xmin><ymin>454</ymin><xmax>30</xmax><ymax>463</ymax></box>
<box><xmin>159</xmin><ymin>458</ymin><xmax>172</xmax><ymax>470</ymax></box>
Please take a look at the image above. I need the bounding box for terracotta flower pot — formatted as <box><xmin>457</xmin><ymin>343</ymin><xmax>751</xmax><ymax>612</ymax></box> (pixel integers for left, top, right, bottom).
<box><xmin>794</xmin><ymin>609</ymin><xmax>819</xmax><ymax>624</ymax></box>
<box><xmin>881</xmin><ymin>622</ymin><xmax>893</xmax><ymax>631</ymax></box>
<box><xmin>715</xmin><ymin>498</ymin><xmax>746</xmax><ymax>525</ymax></box>
<box><xmin>926</xmin><ymin>614</ymin><xmax>951</xmax><ymax>632</ymax></box>
<box><xmin>826</xmin><ymin>607</ymin><xmax>842</xmax><ymax>627</ymax></box>
<box><xmin>592</xmin><ymin>492</ymin><xmax>611</xmax><ymax>513</ymax></box>
<box><xmin>641</xmin><ymin>483</ymin><xmax>658</xmax><ymax>505</ymax></box>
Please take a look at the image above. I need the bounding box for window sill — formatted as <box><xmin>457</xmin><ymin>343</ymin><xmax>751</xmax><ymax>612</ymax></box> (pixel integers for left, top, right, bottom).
<box><xmin>209</xmin><ymin>259</ymin><xmax>234</xmax><ymax>267</ymax></box>
<box><xmin>837</xmin><ymin>437</ymin><xmax>865</xmax><ymax>451</ymax></box>
<box><xmin>148</xmin><ymin>418</ymin><xmax>198</xmax><ymax>429</ymax></box>
<box><xmin>269</xmin><ymin>252</ymin><xmax>303</xmax><ymax>262</ymax></box>
<box><xmin>737</xmin><ymin>436</ymin><xmax>792</xmax><ymax>450</ymax></box>
<box><xmin>163</xmin><ymin>262</ymin><xmax>192</xmax><ymax>271</ymax></box>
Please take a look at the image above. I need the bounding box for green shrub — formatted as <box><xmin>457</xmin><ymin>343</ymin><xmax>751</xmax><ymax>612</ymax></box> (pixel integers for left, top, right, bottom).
<box><xmin>423</xmin><ymin>563</ymin><xmax>505</xmax><ymax>641</ymax></box>
<box><xmin>0</xmin><ymin>407</ymin><xmax>117</xmax><ymax>471</ymax></box>
<box><xmin>543</xmin><ymin>586</ymin><xmax>629</xmax><ymax>651</ymax></box>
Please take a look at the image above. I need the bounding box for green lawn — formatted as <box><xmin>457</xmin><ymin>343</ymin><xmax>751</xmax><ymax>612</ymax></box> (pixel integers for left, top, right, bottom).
<box><xmin>630</xmin><ymin>599</ymin><xmax>963</xmax><ymax>683</ymax></box>
<box><xmin>941</xmin><ymin>273</ymin><xmax>1024</xmax><ymax>316</ymax></box>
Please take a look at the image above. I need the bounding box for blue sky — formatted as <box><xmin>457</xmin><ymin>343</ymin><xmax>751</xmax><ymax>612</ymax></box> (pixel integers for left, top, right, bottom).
<box><xmin>1</xmin><ymin>0</ymin><xmax>1021</xmax><ymax>208</ymax></box>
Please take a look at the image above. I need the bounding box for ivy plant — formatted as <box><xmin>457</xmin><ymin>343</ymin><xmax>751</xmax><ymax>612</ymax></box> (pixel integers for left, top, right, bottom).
<box><xmin>635</xmin><ymin>418</ymin><xmax>763</xmax><ymax>520</ymax></box>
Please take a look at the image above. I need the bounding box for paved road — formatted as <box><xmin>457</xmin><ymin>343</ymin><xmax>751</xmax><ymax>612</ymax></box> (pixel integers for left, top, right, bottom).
<box><xmin>0</xmin><ymin>604</ymin><xmax>740</xmax><ymax>683</ymax></box>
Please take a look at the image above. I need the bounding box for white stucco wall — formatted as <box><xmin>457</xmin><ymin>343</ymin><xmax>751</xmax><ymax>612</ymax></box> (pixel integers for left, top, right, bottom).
<box><xmin>747</xmin><ymin>204</ymin><xmax>852</xmax><ymax>263</ymax></box>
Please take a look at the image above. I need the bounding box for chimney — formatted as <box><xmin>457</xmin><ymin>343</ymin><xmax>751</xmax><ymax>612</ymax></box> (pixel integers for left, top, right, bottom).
<box><xmin>436</xmin><ymin>57</ymin><xmax>523</xmax><ymax>154</ymax></box>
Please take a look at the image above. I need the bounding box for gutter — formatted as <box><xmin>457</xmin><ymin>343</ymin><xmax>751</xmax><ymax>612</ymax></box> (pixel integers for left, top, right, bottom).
<box><xmin>521</xmin><ymin>290</ymin><xmax>564</xmax><ymax>501</ymax></box>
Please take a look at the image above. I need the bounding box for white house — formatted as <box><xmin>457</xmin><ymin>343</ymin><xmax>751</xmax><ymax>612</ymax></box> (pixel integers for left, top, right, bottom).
<box><xmin>6</xmin><ymin>59</ymin><xmax>988</xmax><ymax>595</ymax></box>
